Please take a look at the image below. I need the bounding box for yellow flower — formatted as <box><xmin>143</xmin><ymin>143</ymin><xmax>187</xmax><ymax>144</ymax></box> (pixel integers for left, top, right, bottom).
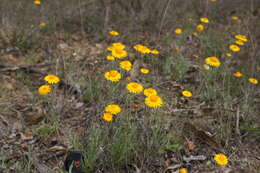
<box><xmin>200</xmin><ymin>17</ymin><xmax>209</xmax><ymax>23</ymax></box>
<box><xmin>39</xmin><ymin>22</ymin><xmax>47</xmax><ymax>27</ymax></box>
<box><xmin>109</xmin><ymin>30</ymin><xmax>119</xmax><ymax>36</ymax></box>
<box><xmin>126</xmin><ymin>77</ymin><xmax>132</xmax><ymax>81</ymax></box>
<box><xmin>150</xmin><ymin>49</ymin><xmax>159</xmax><ymax>54</ymax></box>
<box><xmin>226</xmin><ymin>53</ymin><xmax>232</xmax><ymax>57</ymax></box>
<box><xmin>214</xmin><ymin>153</ymin><xmax>228</xmax><ymax>166</ymax></box>
<box><xmin>102</xmin><ymin>112</ymin><xmax>113</xmax><ymax>122</ymax></box>
<box><xmin>33</xmin><ymin>0</ymin><xmax>41</xmax><ymax>5</ymax></box>
<box><xmin>104</xmin><ymin>70</ymin><xmax>121</xmax><ymax>82</ymax></box>
<box><xmin>175</xmin><ymin>28</ymin><xmax>182</xmax><ymax>34</ymax></box>
<box><xmin>179</xmin><ymin>168</ymin><xmax>188</xmax><ymax>173</ymax></box>
<box><xmin>107</xmin><ymin>42</ymin><xmax>126</xmax><ymax>51</ymax></box>
<box><xmin>38</xmin><ymin>85</ymin><xmax>51</xmax><ymax>95</ymax></box>
<box><xmin>235</xmin><ymin>34</ymin><xmax>247</xmax><ymax>42</ymax></box>
<box><xmin>235</xmin><ymin>40</ymin><xmax>245</xmax><ymax>46</ymax></box>
<box><xmin>120</xmin><ymin>60</ymin><xmax>132</xmax><ymax>71</ymax></box>
<box><xmin>257</xmin><ymin>67</ymin><xmax>260</xmax><ymax>71</ymax></box>
<box><xmin>231</xmin><ymin>16</ymin><xmax>239</xmax><ymax>20</ymax></box>
<box><xmin>140</xmin><ymin>68</ymin><xmax>149</xmax><ymax>74</ymax></box>
<box><xmin>248</xmin><ymin>78</ymin><xmax>258</xmax><ymax>84</ymax></box>
<box><xmin>233</xmin><ymin>72</ymin><xmax>243</xmax><ymax>78</ymax></box>
<box><xmin>126</xmin><ymin>82</ymin><xmax>144</xmax><ymax>94</ymax></box>
<box><xmin>205</xmin><ymin>56</ymin><xmax>221</xmax><ymax>67</ymax></box>
<box><xmin>112</xmin><ymin>48</ymin><xmax>128</xmax><ymax>59</ymax></box>
<box><xmin>229</xmin><ymin>44</ymin><xmax>240</xmax><ymax>52</ymax></box>
<box><xmin>144</xmin><ymin>88</ymin><xmax>157</xmax><ymax>97</ymax></box>
<box><xmin>106</xmin><ymin>55</ymin><xmax>115</xmax><ymax>61</ymax></box>
<box><xmin>105</xmin><ymin>104</ymin><xmax>121</xmax><ymax>115</ymax></box>
<box><xmin>134</xmin><ymin>44</ymin><xmax>151</xmax><ymax>54</ymax></box>
<box><xmin>145</xmin><ymin>95</ymin><xmax>163</xmax><ymax>108</ymax></box>
<box><xmin>196</xmin><ymin>24</ymin><xmax>204</xmax><ymax>31</ymax></box>
<box><xmin>44</xmin><ymin>74</ymin><xmax>60</xmax><ymax>84</ymax></box>
<box><xmin>182</xmin><ymin>90</ymin><xmax>192</xmax><ymax>97</ymax></box>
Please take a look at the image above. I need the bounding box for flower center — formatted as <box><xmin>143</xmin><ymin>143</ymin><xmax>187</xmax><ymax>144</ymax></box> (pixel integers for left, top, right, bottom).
<box><xmin>115</xmin><ymin>49</ymin><xmax>123</xmax><ymax>54</ymax></box>
<box><xmin>109</xmin><ymin>71</ymin><xmax>117</xmax><ymax>77</ymax></box>
<box><xmin>150</xmin><ymin>95</ymin><xmax>158</xmax><ymax>102</ymax></box>
<box><xmin>132</xmin><ymin>83</ymin><xmax>138</xmax><ymax>88</ymax></box>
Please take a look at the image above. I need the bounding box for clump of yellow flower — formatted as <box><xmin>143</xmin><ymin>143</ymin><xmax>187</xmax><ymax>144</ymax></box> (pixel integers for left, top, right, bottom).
<box><xmin>214</xmin><ymin>153</ymin><xmax>228</xmax><ymax>166</ymax></box>
<box><xmin>205</xmin><ymin>56</ymin><xmax>221</xmax><ymax>67</ymax></box>
<box><xmin>104</xmin><ymin>70</ymin><xmax>121</xmax><ymax>82</ymax></box>
<box><xmin>38</xmin><ymin>85</ymin><xmax>51</xmax><ymax>95</ymax></box>
<box><xmin>179</xmin><ymin>168</ymin><xmax>188</xmax><ymax>173</ymax></box>
<box><xmin>150</xmin><ymin>49</ymin><xmax>159</xmax><ymax>54</ymax></box>
<box><xmin>112</xmin><ymin>48</ymin><xmax>128</xmax><ymax>59</ymax></box>
<box><xmin>235</xmin><ymin>40</ymin><xmax>244</xmax><ymax>46</ymax></box>
<box><xmin>126</xmin><ymin>82</ymin><xmax>143</xmax><ymax>94</ymax></box>
<box><xmin>120</xmin><ymin>60</ymin><xmax>132</xmax><ymax>71</ymax></box>
<box><xmin>233</xmin><ymin>72</ymin><xmax>243</xmax><ymax>78</ymax></box>
<box><xmin>33</xmin><ymin>0</ymin><xmax>41</xmax><ymax>5</ymax></box>
<box><xmin>134</xmin><ymin>44</ymin><xmax>151</xmax><ymax>54</ymax></box>
<box><xmin>109</xmin><ymin>30</ymin><xmax>119</xmax><ymax>36</ymax></box>
<box><xmin>174</xmin><ymin>28</ymin><xmax>182</xmax><ymax>34</ymax></box>
<box><xmin>229</xmin><ymin>44</ymin><xmax>240</xmax><ymax>52</ymax></box>
<box><xmin>235</xmin><ymin>34</ymin><xmax>247</xmax><ymax>42</ymax></box>
<box><xmin>196</xmin><ymin>24</ymin><xmax>204</xmax><ymax>31</ymax></box>
<box><xmin>107</xmin><ymin>42</ymin><xmax>126</xmax><ymax>51</ymax></box>
<box><xmin>145</xmin><ymin>95</ymin><xmax>163</xmax><ymax>108</ymax></box>
<box><xmin>105</xmin><ymin>104</ymin><xmax>121</xmax><ymax>115</ymax></box>
<box><xmin>182</xmin><ymin>90</ymin><xmax>192</xmax><ymax>97</ymax></box>
<box><xmin>102</xmin><ymin>112</ymin><xmax>113</xmax><ymax>122</ymax></box>
<box><xmin>144</xmin><ymin>88</ymin><xmax>157</xmax><ymax>97</ymax></box>
<box><xmin>200</xmin><ymin>17</ymin><xmax>209</xmax><ymax>23</ymax></box>
<box><xmin>44</xmin><ymin>74</ymin><xmax>60</xmax><ymax>84</ymax></box>
<box><xmin>248</xmin><ymin>78</ymin><xmax>258</xmax><ymax>84</ymax></box>
<box><xmin>106</xmin><ymin>55</ymin><xmax>115</xmax><ymax>61</ymax></box>
<box><xmin>140</xmin><ymin>68</ymin><xmax>149</xmax><ymax>74</ymax></box>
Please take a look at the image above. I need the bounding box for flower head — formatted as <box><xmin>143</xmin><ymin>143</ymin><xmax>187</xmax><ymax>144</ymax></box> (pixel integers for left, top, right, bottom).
<box><xmin>150</xmin><ymin>49</ymin><xmax>159</xmax><ymax>54</ymax></box>
<box><xmin>109</xmin><ymin>30</ymin><xmax>119</xmax><ymax>36</ymax></box>
<box><xmin>112</xmin><ymin>48</ymin><xmax>128</xmax><ymax>59</ymax></box>
<box><xmin>196</xmin><ymin>24</ymin><xmax>204</xmax><ymax>31</ymax></box>
<box><xmin>126</xmin><ymin>82</ymin><xmax>143</xmax><ymax>94</ymax></box>
<box><xmin>144</xmin><ymin>88</ymin><xmax>157</xmax><ymax>97</ymax></box>
<box><xmin>140</xmin><ymin>68</ymin><xmax>149</xmax><ymax>74</ymax></box>
<box><xmin>105</xmin><ymin>104</ymin><xmax>121</xmax><ymax>115</ymax></box>
<box><xmin>134</xmin><ymin>44</ymin><xmax>151</xmax><ymax>54</ymax></box>
<box><xmin>235</xmin><ymin>40</ymin><xmax>244</xmax><ymax>46</ymax></box>
<box><xmin>33</xmin><ymin>0</ymin><xmax>41</xmax><ymax>5</ymax></box>
<box><xmin>226</xmin><ymin>53</ymin><xmax>232</xmax><ymax>57</ymax></box>
<box><xmin>106</xmin><ymin>55</ymin><xmax>115</xmax><ymax>61</ymax></box>
<box><xmin>44</xmin><ymin>74</ymin><xmax>60</xmax><ymax>84</ymax></box>
<box><xmin>229</xmin><ymin>44</ymin><xmax>240</xmax><ymax>52</ymax></box>
<box><xmin>233</xmin><ymin>72</ymin><xmax>243</xmax><ymax>78</ymax></box>
<box><xmin>39</xmin><ymin>22</ymin><xmax>47</xmax><ymax>27</ymax></box>
<box><xmin>205</xmin><ymin>56</ymin><xmax>221</xmax><ymax>67</ymax></box>
<box><xmin>104</xmin><ymin>70</ymin><xmax>121</xmax><ymax>82</ymax></box>
<box><xmin>107</xmin><ymin>42</ymin><xmax>126</xmax><ymax>51</ymax></box>
<box><xmin>214</xmin><ymin>153</ymin><xmax>228</xmax><ymax>166</ymax></box>
<box><xmin>38</xmin><ymin>85</ymin><xmax>51</xmax><ymax>95</ymax></box>
<box><xmin>235</xmin><ymin>34</ymin><xmax>247</xmax><ymax>42</ymax></box>
<box><xmin>200</xmin><ymin>17</ymin><xmax>209</xmax><ymax>23</ymax></box>
<box><xmin>182</xmin><ymin>90</ymin><xmax>192</xmax><ymax>97</ymax></box>
<box><xmin>179</xmin><ymin>168</ymin><xmax>188</xmax><ymax>173</ymax></box>
<box><xmin>145</xmin><ymin>95</ymin><xmax>163</xmax><ymax>108</ymax></box>
<box><xmin>102</xmin><ymin>112</ymin><xmax>113</xmax><ymax>122</ymax></box>
<box><xmin>231</xmin><ymin>16</ymin><xmax>239</xmax><ymax>20</ymax></box>
<box><xmin>175</xmin><ymin>28</ymin><xmax>182</xmax><ymax>34</ymax></box>
<box><xmin>120</xmin><ymin>60</ymin><xmax>132</xmax><ymax>71</ymax></box>
<box><xmin>248</xmin><ymin>78</ymin><xmax>258</xmax><ymax>84</ymax></box>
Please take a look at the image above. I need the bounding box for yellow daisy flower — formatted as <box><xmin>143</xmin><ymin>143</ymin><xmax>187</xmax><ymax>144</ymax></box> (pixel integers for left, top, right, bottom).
<box><xmin>126</xmin><ymin>82</ymin><xmax>144</xmax><ymax>94</ymax></box>
<box><xmin>105</xmin><ymin>104</ymin><xmax>121</xmax><ymax>115</ymax></box>
<box><xmin>248</xmin><ymin>78</ymin><xmax>258</xmax><ymax>84</ymax></box>
<box><xmin>200</xmin><ymin>17</ymin><xmax>209</xmax><ymax>23</ymax></box>
<box><xmin>214</xmin><ymin>153</ymin><xmax>228</xmax><ymax>166</ymax></box>
<box><xmin>231</xmin><ymin>16</ymin><xmax>239</xmax><ymax>20</ymax></box>
<box><xmin>179</xmin><ymin>168</ymin><xmax>188</xmax><ymax>173</ymax></box>
<box><xmin>196</xmin><ymin>24</ymin><xmax>204</xmax><ymax>31</ymax></box>
<box><xmin>106</xmin><ymin>55</ymin><xmax>115</xmax><ymax>61</ymax></box>
<box><xmin>229</xmin><ymin>44</ymin><xmax>240</xmax><ymax>52</ymax></box>
<box><xmin>144</xmin><ymin>88</ymin><xmax>157</xmax><ymax>97</ymax></box>
<box><xmin>44</xmin><ymin>74</ymin><xmax>60</xmax><ymax>84</ymax></box>
<box><xmin>104</xmin><ymin>70</ymin><xmax>121</xmax><ymax>82</ymax></box>
<box><xmin>38</xmin><ymin>85</ymin><xmax>51</xmax><ymax>95</ymax></box>
<box><xmin>120</xmin><ymin>60</ymin><xmax>132</xmax><ymax>71</ymax></box>
<box><xmin>233</xmin><ymin>72</ymin><xmax>243</xmax><ymax>78</ymax></box>
<box><xmin>182</xmin><ymin>90</ymin><xmax>192</xmax><ymax>97</ymax></box>
<box><xmin>39</xmin><ymin>22</ymin><xmax>47</xmax><ymax>27</ymax></box>
<box><xmin>102</xmin><ymin>112</ymin><xmax>113</xmax><ymax>122</ymax></box>
<box><xmin>235</xmin><ymin>40</ymin><xmax>244</xmax><ymax>46</ymax></box>
<box><xmin>33</xmin><ymin>0</ymin><xmax>41</xmax><ymax>5</ymax></box>
<box><xmin>145</xmin><ymin>95</ymin><xmax>163</xmax><ymax>108</ymax></box>
<box><xmin>107</xmin><ymin>42</ymin><xmax>126</xmax><ymax>51</ymax></box>
<box><xmin>175</xmin><ymin>28</ymin><xmax>182</xmax><ymax>34</ymax></box>
<box><xmin>205</xmin><ymin>56</ymin><xmax>221</xmax><ymax>67</ymax></box>
<box><xmin>112</xmin><ymin>48</ymin><xmax>128</xmax><ymax>59</ymax></box>
<box><xmin>150</xmin><ymin>49</ymin><xmax>159</xmax><ymax>54</ymax></box>
<box><xmin>109</xmin><ymin>30</ymin><xmax>119</xmax><ymax>36</ymax></box>
<box><xmin>134</xmin><ymin>44</ymin><xmax>151</xmax><ymax>54</ymax></box>
<box><xmin>140</xmin><ymin>68</ymin><xmax>149</xmax><ymax>74</ymax></box>
<box><xmin>235</xmin><ymin>34</ymin><xmax>247</xmax><ymax>42</ymax></box>
<box><xmin>226</xmin><ymin>53</ymin><xmax>232</xmax><ymax>57</ymax></box>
